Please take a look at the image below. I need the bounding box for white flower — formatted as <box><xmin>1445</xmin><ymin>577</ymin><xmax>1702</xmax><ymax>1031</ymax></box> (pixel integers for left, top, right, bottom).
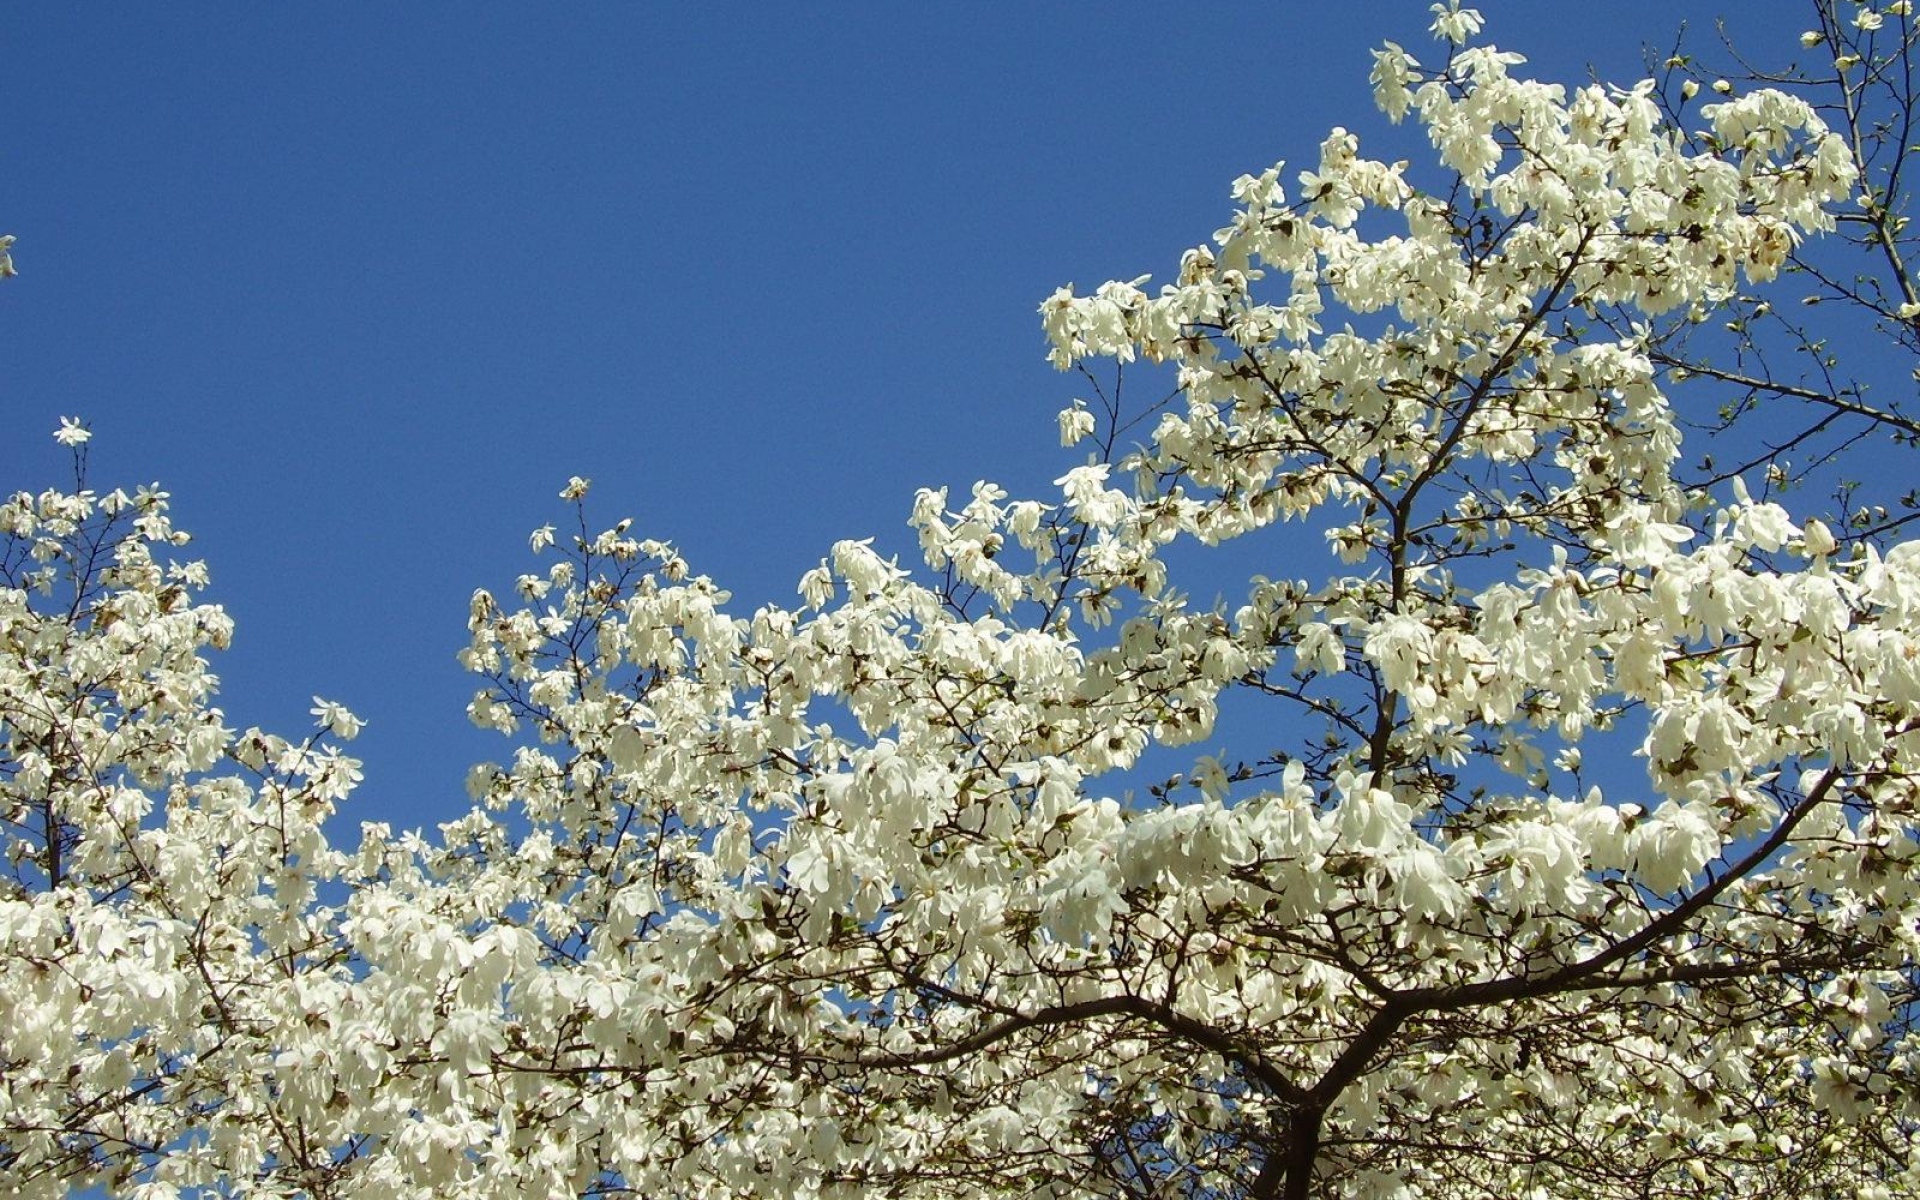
<box><xmin>1370</xmin><ymin>41</ymin><xmax>1420</xmax><ymax>122</ymax></box>
<box><xmin>1054</xmin><ymin>462</ymin><xmax>1128</xmax><ymax>527</ymax></box>
<box><xmin>310</xmin><ymin>696</ymin><xmax>365</xmax><ymax>740</ymax></box>
<box><xmin>54</xmin><ymin>416</ymin><xmax>92</xmax><ymax>446</ymax></box>
<box><xmin>1058</xmin><ymin>402</ymin><xmax>1097</xmax><ymax>447</ymax></box>
<box><xmin>1428</xmin><ymin>1</ymin><xmax>1484</xmax><ymax>43</ymax></box>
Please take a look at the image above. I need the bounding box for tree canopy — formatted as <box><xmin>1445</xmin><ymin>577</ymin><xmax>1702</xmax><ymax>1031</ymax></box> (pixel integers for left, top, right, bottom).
<box><xmin>7</xmin><ymin>3</ymin><xmax>1920</xmax><ymax>1197</ymax></box>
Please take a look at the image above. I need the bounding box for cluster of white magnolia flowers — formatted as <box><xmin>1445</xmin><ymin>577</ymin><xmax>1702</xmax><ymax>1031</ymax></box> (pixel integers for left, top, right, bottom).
<box><xmin>5</xmin><ymin>6</ymin><xmax>1920</xmax><ymax>1198</ymax></box>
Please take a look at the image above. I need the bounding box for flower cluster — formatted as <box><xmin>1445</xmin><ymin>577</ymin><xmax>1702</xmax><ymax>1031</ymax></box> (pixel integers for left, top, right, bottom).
<box><xmin>5</xmin><ymin>8</ymin><xmax>1919</xmax><ymax>1198</ymax></box>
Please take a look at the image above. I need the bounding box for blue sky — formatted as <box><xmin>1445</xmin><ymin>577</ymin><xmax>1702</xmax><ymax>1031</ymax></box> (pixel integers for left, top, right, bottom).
<box><xmin>4</xmin><ymin>2</ymin><xmax>1815</xmax><ymax>833</ymax></box>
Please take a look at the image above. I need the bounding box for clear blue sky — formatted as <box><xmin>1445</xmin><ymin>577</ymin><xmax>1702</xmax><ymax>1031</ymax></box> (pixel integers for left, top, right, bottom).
<box><xmin>4</xmin><ymin>2</ymin><xmax>1814</xmax><ymax>834</ymax></box>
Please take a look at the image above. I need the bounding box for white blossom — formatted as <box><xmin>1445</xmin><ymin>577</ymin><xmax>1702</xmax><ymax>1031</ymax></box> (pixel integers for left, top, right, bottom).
<box><xmin>3</xmin><ymin>11</ymin><xmax>1913</xmax><ymax>1200</ymax></box>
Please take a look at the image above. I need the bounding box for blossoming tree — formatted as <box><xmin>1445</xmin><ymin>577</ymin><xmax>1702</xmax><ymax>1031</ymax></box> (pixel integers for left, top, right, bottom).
<box><xmin>7</xmin><ymin>4</ymin><xmax>1920</xmax><ymax>1197</ymax></box>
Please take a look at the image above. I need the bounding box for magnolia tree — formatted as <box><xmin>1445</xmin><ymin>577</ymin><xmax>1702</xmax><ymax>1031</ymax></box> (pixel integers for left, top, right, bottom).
<box><xmin>8</xmin><ymin>4</ymin><xmax>1920</xmax><ymax>1198</ymax></box>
